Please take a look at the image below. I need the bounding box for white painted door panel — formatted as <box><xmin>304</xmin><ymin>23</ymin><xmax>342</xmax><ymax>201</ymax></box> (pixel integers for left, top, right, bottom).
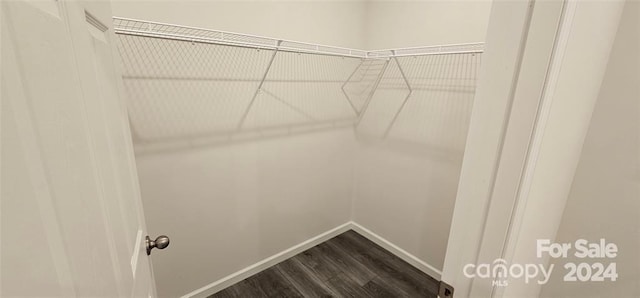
<box><xmin>1</xmin><ymin>0</ymin><xmax>155</xmax><ymax>296</ymax></box>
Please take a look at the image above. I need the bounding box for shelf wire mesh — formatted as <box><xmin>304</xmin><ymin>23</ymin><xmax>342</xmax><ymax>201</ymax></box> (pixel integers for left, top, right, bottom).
<box><xmin>357</xmin><ymin>52</ymin><xmax>483</xmax><ymax>152</ymax></box>
<box><xmin>114</xmin><ymin>17</ymin><xmax>484</xmax><ymax>146</ymax></box>
<box><xmin>241</xmin><ymin>51</ymin><xmax>368</xmax><ymax>129</ymax></box>
<box><xmin>116</xmin><ymin>31</ymin><xmax>382</xmax><ymax>142</ymax></box>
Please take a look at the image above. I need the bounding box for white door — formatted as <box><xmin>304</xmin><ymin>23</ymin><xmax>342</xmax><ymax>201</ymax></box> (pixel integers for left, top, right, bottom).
<box><xmin>1</xmin><ymin>0</ymin><xmax>158</xmax><ymax>297</ymax></box>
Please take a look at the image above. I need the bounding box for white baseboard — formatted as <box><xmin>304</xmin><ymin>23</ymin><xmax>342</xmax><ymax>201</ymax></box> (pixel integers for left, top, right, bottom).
<box><xmin>349</xmin><ymin>221</ymin><xmax>443</xmax><ymax>280</ymax></box>
<box><xmin>182</xmin><ymin>221</ymin><xmax>442</xmax><ymax>297</ymax></box>
<box><xmin>182</xmin><ymin>222</ymin><xmax>353</xmax><ymax>298</ymax></box>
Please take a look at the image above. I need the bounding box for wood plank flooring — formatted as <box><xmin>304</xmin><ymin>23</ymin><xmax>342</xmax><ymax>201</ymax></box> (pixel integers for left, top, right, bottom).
<box><xmin>210</xmin><ymin>230</ymin><xmax>439</xmax><ymax>298</ymax></box>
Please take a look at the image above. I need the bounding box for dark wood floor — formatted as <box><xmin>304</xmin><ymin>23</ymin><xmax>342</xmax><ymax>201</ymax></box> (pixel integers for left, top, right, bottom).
<box><xmin>210</xmin><ymin>230</ymin><xmax>439</xmax><ymax>298</ymax></box>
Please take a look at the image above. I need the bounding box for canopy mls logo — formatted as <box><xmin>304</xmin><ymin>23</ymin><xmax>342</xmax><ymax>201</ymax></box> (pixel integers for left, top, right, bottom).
<box><xmin>463</xmin><ymin>238</ymin><xmax>618</xmax><ymax>286</ymax></box>
<box><xmin>463</xmin><ymin>259</ymin><xmax>553</xmax><ymax>286</ymax></box>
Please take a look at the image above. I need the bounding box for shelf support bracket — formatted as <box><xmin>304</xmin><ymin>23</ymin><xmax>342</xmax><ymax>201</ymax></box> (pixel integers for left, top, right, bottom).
<box><xmin>237</xmin><ymin>40</ymin><xmax>282</xmax><ymax>129</ymax></box>
<box><xmin>341</xmin><ymin>60</ymin><xmax>364</xmax><ymax>117</ymax></box>
<box><xmin>383</xmin><ymin>55</ymin><xmax>413</xmax><ymax>138</ymax></box>
<box><xmin>356</xmin><ymin>59</ymin><xmax>390</xmax><ymax>127</ymax></box>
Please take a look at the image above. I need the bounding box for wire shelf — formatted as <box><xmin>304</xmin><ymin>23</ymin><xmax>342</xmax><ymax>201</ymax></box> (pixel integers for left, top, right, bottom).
<box><xmin>115</xmin><ymin>25</ymin><xmax>384</xmax><ymax>142</ymax></box>
<box><xmin>113</xmin><ymin>17</ymin><xmax>370</xmax><ymax>59</ymax></box>
<box><xmin>357</xmin><ymin>52</ymin><xmax>483</xmax><ymax>152</ymax></box>
<box><xmin>366</xmin><ymin>42</ymin><xmax>485</xmax><ymax>58</ymax></box>
<box><xmin>113</xmin><ymin>17</ymin><xmax>484</xmax><ymax>147</ymax></box>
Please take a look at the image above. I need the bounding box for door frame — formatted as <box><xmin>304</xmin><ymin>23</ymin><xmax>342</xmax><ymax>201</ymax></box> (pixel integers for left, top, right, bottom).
<box><xmin>441</xmin><ymin>0</ymin><xmax>625</xmax><ymax>297</ymax></box>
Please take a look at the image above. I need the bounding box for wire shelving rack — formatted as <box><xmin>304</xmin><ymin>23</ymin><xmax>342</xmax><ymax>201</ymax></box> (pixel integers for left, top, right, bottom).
<box><xmin>113</xmin><ymin>17</ymin><xmax>484</xmax><ymax>151</ymax></box>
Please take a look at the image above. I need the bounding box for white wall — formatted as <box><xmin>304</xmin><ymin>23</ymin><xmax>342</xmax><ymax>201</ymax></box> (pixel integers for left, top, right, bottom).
<box><xmin>541</xmin><ymin>2</ymin><xmax>639</xmax><ymax>296</ymax></box>
<box><xmin>352</xmin><ymin>142</ymin><xmax>465</xmax><ymax>271</ymax></box>
<box><xmin>135</xmin><ymin>129</ymin><xmax>355</xmax><ymax>297</ymax></box>
<box><xmin>110</xmin><ymin>0</ymin><xmax>492</xmax><ymax>295</ymax></box>
<box><xmin>110</xmin><ymin>1</ymin><xmax>366</xmax><ymax>297</ymax></box>
<box><xmin>111</xmin><ymin>0</ymin><xmax>367</xmax><ymax>49</ymax></box>
<box><xmin>112</xmin><ymin>0</ymin><xmax>494</xmax><ymax>51</ymax></box>
<box><xmin>352</xmin><ymin>0</ymin><xmax>491</xmax><ymax>273</ymax></box>
<box><xmin>363</xmin><ymin>0</ymin><xmax>492</xmax><ymax>49</ymax></box>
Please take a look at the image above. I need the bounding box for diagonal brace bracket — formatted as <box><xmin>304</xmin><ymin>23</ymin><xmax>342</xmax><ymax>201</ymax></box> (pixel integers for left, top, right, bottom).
<box><xmin>237</xmin><ymin>40</ymin><xmax>282</xmax><ymax>129</ymax></box>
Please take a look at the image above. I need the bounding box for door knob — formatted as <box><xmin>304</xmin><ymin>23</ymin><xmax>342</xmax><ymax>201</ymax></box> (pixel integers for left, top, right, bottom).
<box><xmin>146</xmin><ymin>235</ymin><xmax>170</xmax><ymax>255</ymax></box>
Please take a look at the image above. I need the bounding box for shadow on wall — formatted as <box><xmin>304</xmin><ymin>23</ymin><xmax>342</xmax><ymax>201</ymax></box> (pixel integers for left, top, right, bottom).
<box><xmin>115</xmin><ymin>27</ymin><xmax>483</xmax><ymax>155</ymax></box>
<box><xmin>351</xmin><ymin>52</ymin><xmax>483</xmax><ymax>271</ymax></box>
<box><xmin>357</xmin><ymin>52</ymin><xmax>483</xmax><ymax>157</ymax></box>
<box><xmin>116</xmin><ymin>31</ymin><xmax>384</xmax><ymax>154</ymax></box>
